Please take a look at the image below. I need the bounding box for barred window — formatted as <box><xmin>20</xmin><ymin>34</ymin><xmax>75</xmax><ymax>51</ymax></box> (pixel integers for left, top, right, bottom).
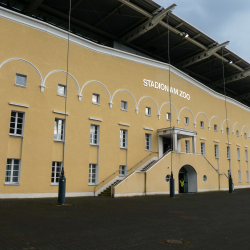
<box><xmin>119</xmin><ymin>165</ymin><xmax>127</xmax><ymax>177</ymax></box>
<box><xmin>9</xmin><ymin>111</ymin><xmax>24</xmax><ymax>136</ymax></box>
<box><xmin>227</xmin><ymin>146</ymin><xmax>231</xmax><ymax>159</ymax></box>
<box><xmin>145</xmin><ymin>133</ymin><xmax>152</xmax><ymax>151</ymax></box>
<box><xmin>201</xmin><ymin>143</ymin><xmax>205</xmax><ymax>156</ymax></box>
<box><xmin>51</xmin><ymin>162</ymin><xmax>62</xmax><ymax>184</ymax></box>
<box><xmin>5</xmin><ymin>159</ymin><xmax>20</xmax><ymax>184</ymax></box>
<box><xmin>54</xmin><ymin>119</ymin><xmax>65</xmax><ymax>141</ymax></box>
<box><xmin>215</xmin><ymin>145</ymin><xmax>219</xmax><ymax>158</ymax></box>
<box><xmin>90</xmin><ymin>125</ymin><xmax>99</xmax><ymax>145</ymax></box>
<box><xmin>120</xmin><ymin>129</ymin><xmax>127</xmax><ymax>148</ymax></box>
<box><xmin>89</xmin><ymin>164</ymin><xmax>97</xmax><ymax>185</ymax></box>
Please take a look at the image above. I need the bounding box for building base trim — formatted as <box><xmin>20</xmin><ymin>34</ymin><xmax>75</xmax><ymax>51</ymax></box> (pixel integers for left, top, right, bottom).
<box><xmin>234</xmin><ymin>185</ymin><xmax>250</xmax><ymax>189</ymax></box>
<box><xmin>0</xmin><ymin>192</ymin><xmax>94</xmax><ymax>199</ymax></box>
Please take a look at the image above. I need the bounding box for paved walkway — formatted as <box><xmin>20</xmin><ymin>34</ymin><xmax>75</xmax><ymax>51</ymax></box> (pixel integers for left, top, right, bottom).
<box><xmin>1</xmin><ymin>189</ymin><xmax>250</xmax><ymax>250</ymax></box>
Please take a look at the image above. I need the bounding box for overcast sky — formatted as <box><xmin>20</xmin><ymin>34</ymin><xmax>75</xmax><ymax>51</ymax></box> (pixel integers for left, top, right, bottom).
<box><xmin>156</xmin><ymin>0</ymin><xmax>250</xmax><ymax>64</ymax></box>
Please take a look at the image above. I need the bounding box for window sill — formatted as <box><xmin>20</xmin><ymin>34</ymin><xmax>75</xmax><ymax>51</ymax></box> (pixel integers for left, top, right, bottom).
<box><xmin>145</xmin><ymin>149</ymin><xmax>152</xmax><ymax>152</ymax></box>
<box><xmin>9</xmin><ymin>134</ymin><xmax>23</xmax><ymax>138</ymax></box>
<box><xmin>90</xmin><ymin>143</ymin><xmax>99</xmax><ymax>146</ymax></box>
<box><xmin>121</xmin><ymin>109</ymin><xmax>128</xmax><ymax>112</ymax></box>
<box><xmin>88</xmin><ymin>184</ymin><xmax>97</xmax><ymax>186</ymax></box>
<box><xmin>54</xmin><ymin>140</ymin><xmax>64</xmax><ymax>143</ymax></box>
<box><xmin>92</xmin><ymin>102</ymin><xmax>100</xmax><ymax>105</ymax></box>
<box><xmin>120</xmin><ymin>147</ymin><xmax>127</xmax><ymax>149</ymax></box>
<box><xmin>15</xmin><ymin>84</ymin><xmax>26</xmax><ymax>88</ymax></box>
<box><xmin>5</xmin><ymin>183</ymin><xmax>20</xmax><ymax>186</ymax></box>
<box><xmin>51</xmin><ymin>183</ymin><xmax>59</xmax><ymax>186</ymax></box>
<box><xmin>145</xmin><ymin>114</ymin><xmax>151</xmax><ymax>117</ymax></box>
<box><xmin>57</xmin><ymin>94</ymin><xmax>66</xmax><ymax>97</ymax></box>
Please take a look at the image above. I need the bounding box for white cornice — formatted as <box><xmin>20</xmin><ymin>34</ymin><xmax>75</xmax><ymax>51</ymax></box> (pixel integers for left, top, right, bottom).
<box><xmin>1</xmin><ymin>7</ymin><xmax>250</xmax><ymax>113</ymax></box>
<box><xmin>9</xmin><ymin>102</ymin><xmax>29</xmax><ymax>108</ymax></box>
<box><xmin>89</xmin><ymin>117</ymin><xmax>102</xmax><ymax>122</ymax></box>
<box><xmin>119</xmin><ymin>123</ymin><xmax>130</xmax><ymax>127</ymax></box>
<box><xmin>53</xmin><ymin>111</ymin><xmax>69</xmax><ymax>116</ymax></box>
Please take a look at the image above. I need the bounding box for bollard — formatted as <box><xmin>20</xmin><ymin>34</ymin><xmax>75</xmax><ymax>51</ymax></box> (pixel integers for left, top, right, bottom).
<box><xmin>170</xmin><ymin>172</ymin><xmax>175</xmax><ymax>198</ymax></box>
<box><xmin>58</xmin><ymin>171</ymin><xmax>66</xmax><ymax>205</ymax></box>
<box><xmin>229</xmin><ymin>176</ymin><xmax>233</xmax><ymax>193</ymax></box>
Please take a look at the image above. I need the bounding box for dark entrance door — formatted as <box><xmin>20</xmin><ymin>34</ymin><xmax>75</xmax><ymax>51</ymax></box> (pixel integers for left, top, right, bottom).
<box><xmin>163</xmin><ymin>137</ymin><xmax>172</xmax><ymax>154</ymax></box>
<box><xmin>179</xmin><ymin>167</ymin><xmax>188</xmax><ymax>193</ymax></box>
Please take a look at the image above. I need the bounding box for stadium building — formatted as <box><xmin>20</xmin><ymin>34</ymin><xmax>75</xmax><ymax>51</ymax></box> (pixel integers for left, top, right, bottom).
<box><xmin>0</xmin><ymin>0</ymin><xmax>250</xmax><ymax>198</ymax></box>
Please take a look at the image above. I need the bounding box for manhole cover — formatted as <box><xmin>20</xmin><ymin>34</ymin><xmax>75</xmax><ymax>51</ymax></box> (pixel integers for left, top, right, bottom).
<box><xmin>161</xmin><ymin>239</ymin><xmax>189</xmax><ymax>246</ymax></box>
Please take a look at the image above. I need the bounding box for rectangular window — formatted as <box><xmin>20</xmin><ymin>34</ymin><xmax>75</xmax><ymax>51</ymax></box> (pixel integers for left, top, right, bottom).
<box><xmin>9</xmin><ymin>111</ymin><xmax>24</xmax><ymax>136</ymax></box>
<box><xmin>89</xmin><ymin>164</ymin><xmax>97</xmax><ymax>185</ymax></box>
<box><xmin>215</xmin><ymin>145</ymin><xmax>219</xmax><ymax>158</ymax></box>
<box><xmin>57</xmin><ymin>84</ymin><xmax>66</xmax><ymax>96</ymax></box>
<box><xmin>90</xmin><ymin>125</ymin><xmax>99</xmax><ymax>145</ymax></box>
<box><xmin>5</xmin><ymin>159</ymin><xmax>20</xmax><ymax>184</ymax></box>
<box><xmin>245</xmin><ymin>149</ymin><xmax>248</xmax><ymax>162</ymax></box>
<box><xmin>226</xmin><ymin>127</ymin><xmax>229</xmax><ymax>134</ymax></box>
<box><xmin>201</xmin><ymin>143</ymin><xmax>205</xmax><ymax>156</ymax></box>
<box><xmin>51</xmin><ymin>161</ymin><xmax>62</xmax><ymax>184</ymax></box>
<box><xmin>236</xmin><ymin>130</ymin><xmax>239</xmax><ymax>137</ymax></box>
<box><xmin>15</xmin><ymin>73</ymin><xmax>27</xmax><ymax>87</ymax></box>
<box><xmin>185</xmin><ymin>140</ymin><xmax>190</xmax><ymax>153</ymax></box>
<box><xmin>237</xmin><ymin>148</ymin><xmax>240</xmax><ymax>160</ymax></box>
<box><xmin>185</xmin><ymin>117</ymin><xmax>189</xmax><ymax>125</ymax></box>
<box><xmin>200</xmin><ymin>121</ymin><xmax>204</xmax><ymax>129</ymax></box>
<box><xmin>238</xmin><ymin>170</ymin><xmax>241</xmax><ymax>183</ymax></box>
<box><xmin>214</xmin><ymin>124</ymin><xmax>218</xmax><ymax>132</ymax></box>
<box><xmin>54</xmin><ymin>118</ymin><xmax>65</xmax><ymax>141</ymax></box>
<box><xmin>121</xmin><ymin>101</ymin><xmax>127</xmax><ymax>111</ymax></box>
<box><xmin>119</xmin><ymin>165</ymin><xmax>127</xmax><ymax>177</ymax></box>
<box><xmin>145</xmin><ymin>133</ymin><xmax>152</xmax><ymax>151</ymax></box>
<box><xmin>247</xmin><ymin>171</ymin><xmax>249</xmax><ymax>183</ymax></box>
<box><xmin>245</xmin><ymin>133</ymin><xmax>247</xmax><ymax>139</ymax></box>
<box><xmin>227</xmin><ymin>146</ymin><xmax>231</xmax><ymax>159</ymax></box>
<box><xmin>92</xmin><ymin>93</ymin><xmax>100</xmax><ymax>104</ymax></box>
<box><xmin>120</xmin><ymin>129</ymin><xmax>127</xmax><ymax>148</ymax></box>
<box><xmin>145</xmin><ymin>107</ymin><xmax>151</xmax><ymax>116</ymax></box>
<box><xmin>166</xmin><ymin>112</ymin><xmax>171</xmax><ymax>121</ymax></box>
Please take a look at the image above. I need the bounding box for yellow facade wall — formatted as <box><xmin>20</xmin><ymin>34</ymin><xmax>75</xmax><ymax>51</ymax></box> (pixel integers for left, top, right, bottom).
<box><xmin>0</xmin><ymin>10</ymin><xmax>249</xmax><ymax>197</ymax></box>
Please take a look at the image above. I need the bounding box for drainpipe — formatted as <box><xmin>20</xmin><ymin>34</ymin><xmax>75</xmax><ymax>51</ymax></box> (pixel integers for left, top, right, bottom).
<box><xmin>144</xmin><ymin>171</ymin><xmax>147</xmax><ymax>196</ymax></box>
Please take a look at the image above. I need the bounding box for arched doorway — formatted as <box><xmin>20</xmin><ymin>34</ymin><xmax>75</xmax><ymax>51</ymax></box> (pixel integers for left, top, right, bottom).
<box><xmin>179</xmin><ymin>165</ymin><xmax>197</xmax><ymax>193</ymax></box>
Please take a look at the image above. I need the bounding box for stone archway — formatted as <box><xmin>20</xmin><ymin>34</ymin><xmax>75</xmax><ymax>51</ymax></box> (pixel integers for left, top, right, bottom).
<box><xmin>179</xmin><ymin>165</ymin><xmax>197</xmax><ymax>193</ymax></box>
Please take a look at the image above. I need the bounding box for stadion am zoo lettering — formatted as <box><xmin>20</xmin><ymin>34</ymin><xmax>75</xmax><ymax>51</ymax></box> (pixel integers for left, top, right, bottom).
<box><xmin>143</xmin><ymin>79</ymin><xmax>190</xmax><ymax>100</ymax></box>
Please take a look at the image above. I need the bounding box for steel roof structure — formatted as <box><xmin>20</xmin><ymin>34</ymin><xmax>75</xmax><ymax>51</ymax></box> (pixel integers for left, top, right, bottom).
<box><xmin>1</xmin><ymin>0</ymin><xmax>250</xmax><ymax>106</ymax></box>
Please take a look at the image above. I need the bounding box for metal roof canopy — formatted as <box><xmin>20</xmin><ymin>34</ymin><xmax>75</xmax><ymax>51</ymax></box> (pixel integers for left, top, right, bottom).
<box><xmin>1</xmin><ymin>0</ymin><xmax>250</xmax><ymax>106</ymax></box>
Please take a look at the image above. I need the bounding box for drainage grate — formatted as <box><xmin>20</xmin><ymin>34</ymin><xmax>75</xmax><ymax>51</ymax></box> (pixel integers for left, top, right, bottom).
<box><xmin>161</xmin><ymin>239</ymin><xmax>189</xmax><ymax>246</ymax></box>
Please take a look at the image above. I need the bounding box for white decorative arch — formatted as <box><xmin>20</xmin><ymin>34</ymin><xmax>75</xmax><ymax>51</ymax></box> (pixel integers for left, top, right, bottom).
<box><xmin>223</xmin><ymin>119</ymin><xmax>234</xmax><ymax>134</ymax></box>
<box><xmin>234</xmin><ymin>122</ymin><xmax>242</xmax><ymax>136</ymax></box>
<box><xmin>241</xmin><ymin>125</ymin><xmax>249</xmax><ymax>137</ymax></box>
<box><xmin>111</xmin><ymin>89</ymin><xmax>137</xmax><ymax>111</ymax></box>
<box><xmin>0</xmin><ymin>58</ymin><xmax>43</xmax><ymax>86</ymax></box>
<box><xmin>43</xmin><ymin>70</ymin><xmax>80</xmax><ymax>97</ymax></box>
<box><xmin>179</xmin><ymin>107</ymin><xmax>195</xmax><ymax>126</ymax></box>
<box><xmin>196</xmin><ymin>112</ymin><xmax>210</xmax><ymax>129</ymax></box>
<box><xmin>80</xmin><ymin>80</ymin><xmax>111</xmax><ymax>104</ymax></box>
<box><xmin>160</xmin><ymin>102</ymin><xmax>179</xmax><ymax>121</ymax></box>
<box><xmin>210</xmin><ymin>116</ymin><xmax>223</xmax><ymax>132</ymax></box>
<box><xmin>138</xmin><ymin>96</ymin><xmax>160</xmax><ymax>119</ymax></box>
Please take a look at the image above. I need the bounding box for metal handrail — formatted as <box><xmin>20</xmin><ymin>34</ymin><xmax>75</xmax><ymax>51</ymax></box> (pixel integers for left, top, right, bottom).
<box><xmin>202</xmin><ymin>155</ymin><xmax>219</xmax><ymax>172</ymax></box>
<box><xmin>94</xmin><ymin>151</ymin><xmax>158</xmax><ymax>195</ymax></box>
<box><xmin>112</xmin><ymin>150</ymin><xmax>172</xmax><ymax>192</ymax></box>
<box><xmin>144</xmin><ymin>149</ymin><xmax>172</xmax><ymax>172</ymax></box>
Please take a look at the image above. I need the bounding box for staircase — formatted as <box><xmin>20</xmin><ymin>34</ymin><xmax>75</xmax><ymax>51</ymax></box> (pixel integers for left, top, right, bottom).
<box><xmin>98</xmin><ymin>180</ymin><xmax>121</xmax><ymax>197</ymax></box>
<box><xmin>140</xmin><ymin>160</ymin><xmax>157</xmax><ymax>172</ymax></box>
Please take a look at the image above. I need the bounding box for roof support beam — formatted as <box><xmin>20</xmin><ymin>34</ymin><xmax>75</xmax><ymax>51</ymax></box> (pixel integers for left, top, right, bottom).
<box><xmin>25</xmin><ymin>0</ymin><xmax>44</xmax><ymax>14</ymax></box>
<box><xmin>120</xmin><ymin>4</ymin><xmax>176</xmax><ymax>43</ymax></box>
<box><xmin>40</xmin><ymin>4</ymin><xmax>117</xmax><ymax>40</ymax></box>
<box><xmin>209</xmin><ymin>69</ymin><xmax>250</xmax><ymax>88</ymax></box>
<box><xmin>177</xmin><ymin>41</ymin><xmax>229</xmax><ymax>68</ymax></box>
<box><xmin>117</xmin><ymin>0</ymin><xmax>244</xmax><ymax>72</ymax></box>
<box><xmin>235</xmin><ymin>90</ymin><xmax>250</xmax><ymax>100</ymax></box>
<box><xmin>95</xmin><ymin>3</ymin><xmax>124</xmax><ymax>27</ymax></box>
<box><xmin>67</xmin><ymin>0</ymin><xmax>83</xmax><ymax>14</ymax></box>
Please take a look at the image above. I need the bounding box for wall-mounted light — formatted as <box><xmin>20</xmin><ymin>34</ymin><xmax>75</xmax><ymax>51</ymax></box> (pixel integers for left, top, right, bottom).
<box><xmin>229</xmin><ymin>60</ymin><xmax>233</xmax><ymax>64</ymax></box>
<box><xmin>184</xmin><ymin>33</ymin><xmax>189</xmax><ymax>38</ymax></box>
